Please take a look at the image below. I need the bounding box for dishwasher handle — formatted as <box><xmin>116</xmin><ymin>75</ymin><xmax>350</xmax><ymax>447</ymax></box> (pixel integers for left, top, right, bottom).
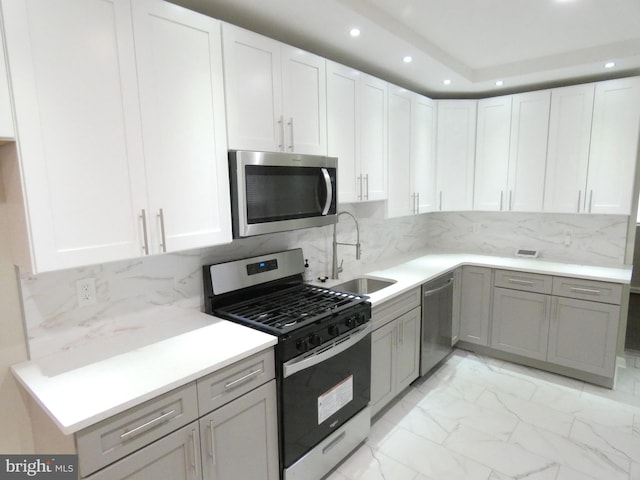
<box><xmin>423</xmin><ymin>278</ymin><xmax>453</xmax><ymax>297</ymax></box>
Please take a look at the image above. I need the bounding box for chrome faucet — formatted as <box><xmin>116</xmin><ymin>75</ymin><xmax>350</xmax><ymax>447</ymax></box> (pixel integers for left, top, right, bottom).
<box><xmin>331</xmin><ymin>211</ymin><xmax>361</xmax><ymax>279</ymax></box>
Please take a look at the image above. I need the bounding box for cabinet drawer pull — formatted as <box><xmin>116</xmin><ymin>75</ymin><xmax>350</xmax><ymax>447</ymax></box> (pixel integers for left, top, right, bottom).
<box><xmin>322</xmin><ymin>431</ymin><xmax>346</xmax><ymax>454</ymax></box>
<box><xmin>120</xmin><ymin>409</ymin><xmax>176</xmax><ymax>440</ymax></box>
<box><xmin>507</xmin><ymin>278</ymin><xmax>535</xmax><ymax>286</ymax></box>
<box><xmin>569</xmin><ymin>286</ymin><xmax>602</xmax><ymax>295</ymax></box>
<box><xmin>224</xmin><ymin>368</ymin><xmax>262</xmax><ymax>390</ymax></box>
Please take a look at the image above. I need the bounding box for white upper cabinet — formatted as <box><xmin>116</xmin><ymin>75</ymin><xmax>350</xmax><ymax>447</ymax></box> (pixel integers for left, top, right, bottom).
<box><xmin>507</xmin><ymin>90</ymin><xmax>551</xmax><ymax>212</ymax></box>
<box><xmin>327</xmin><ymin>61</ymin><xmax>387</xmax><ymax>203</ymax></box>
<box><xmin>387</xmin><ymin>87</ymin><xmax>435</xmax><ymax>217</ymax></box>
<box><xmin>543</xmin><ymin>84</ymin><xmax>595</xmax><ymax>213</ymax></box>
<box><xmin>222</xmin><ymin>24</ymin><xmax>326</xmax><ymax>155</ymax></box>
<box><xmin>0</xmin><ymin>31</ymin><xmax>14</xmax><ymax>139</ymax></box>
<box><xmin>585</xmin><ymin>77</ymin><xmax>640</xmax><ymax>214</ymax></box>
<box><xmin>2</xmin><ymin>0</ymin><xmax>231</xmax><ymax>273</ymax></box>
<box><xmin>132</xmin><ymin>0</ymin><xmax>232</xmax><ymax>253</ymax></box>
<box><xmin>436</xmin><ymin>100</ymin><xmax>477</xmax><ymax>211</ymax></box>
<box><xmin>473</xmin><ymin>96</ymin><xmax>512</xmax><ymax>211</ymax></box>
<box><xmin>2</xmin><ymin>0</ymin><xmax>147</xmax><ymax>272</ymax></box>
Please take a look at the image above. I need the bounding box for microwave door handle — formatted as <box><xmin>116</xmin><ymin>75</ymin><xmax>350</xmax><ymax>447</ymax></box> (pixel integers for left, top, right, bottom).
<box><xmin>321</xmin><ymin>168</ymin><xmax>333</xmax><ymax>215</ymax></box>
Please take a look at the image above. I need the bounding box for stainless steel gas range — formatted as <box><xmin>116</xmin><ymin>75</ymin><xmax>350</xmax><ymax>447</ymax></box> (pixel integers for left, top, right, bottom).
<box><xmin>203</xmin><ymin>249</ymin><xmax>371</xmax><ymax>480</ymax></box>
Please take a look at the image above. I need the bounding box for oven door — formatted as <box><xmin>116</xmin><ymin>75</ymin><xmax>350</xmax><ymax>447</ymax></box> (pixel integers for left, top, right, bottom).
<box><xmin>280</xmin><ymin>323</ymin><xmax>371</xmax><ymax>468</ymax></box>
<box><xmin>229</xmin><ymin>150</ymin><xmax>337</xmax><ymax>237</ymax></box>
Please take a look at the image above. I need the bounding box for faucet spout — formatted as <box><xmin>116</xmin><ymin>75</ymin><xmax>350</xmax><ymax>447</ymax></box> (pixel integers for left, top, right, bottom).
<box><xmin>331</xmin><ymin>211</ymin><xmax>361</xmax><ymax>279</ymax></box>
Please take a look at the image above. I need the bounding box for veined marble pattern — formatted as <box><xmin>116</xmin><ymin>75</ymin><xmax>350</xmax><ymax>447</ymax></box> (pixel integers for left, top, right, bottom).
<box><xmin>327</xmin><ymin>350</ymin><xmax>640</xmax><ymax>480</ymax></box>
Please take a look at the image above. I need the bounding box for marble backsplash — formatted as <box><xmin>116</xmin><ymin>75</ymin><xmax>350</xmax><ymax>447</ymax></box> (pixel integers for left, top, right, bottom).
<box><xmin>19</xmin><ymin>205</ymin><xmax>630</xmax><ymax>361</ymax></box>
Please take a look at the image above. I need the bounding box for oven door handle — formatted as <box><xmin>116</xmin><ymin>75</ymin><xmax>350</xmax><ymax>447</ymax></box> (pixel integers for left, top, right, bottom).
<box><xmin>321</xmin><ymin>168</ymin><xmax>333</xmax><ymax>215</ymax></box>
<box><xmin>283</xmin><ymin>323</ymin><xmax>371</xmax><ymax>378</ymax></box>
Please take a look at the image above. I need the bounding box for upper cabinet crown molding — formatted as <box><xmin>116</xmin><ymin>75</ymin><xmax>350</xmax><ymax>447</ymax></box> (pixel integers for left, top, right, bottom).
<box><xmin>222</xmin><ymin>23</ymin><xmax>327</xmax><ymax>155</ymax></box>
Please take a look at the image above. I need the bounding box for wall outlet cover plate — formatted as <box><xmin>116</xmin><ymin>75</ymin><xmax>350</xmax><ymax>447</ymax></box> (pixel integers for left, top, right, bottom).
<box><xmin>515</xmin><ymin>249</ymin><xmax>539</xmax><ymax>258</ymax></box>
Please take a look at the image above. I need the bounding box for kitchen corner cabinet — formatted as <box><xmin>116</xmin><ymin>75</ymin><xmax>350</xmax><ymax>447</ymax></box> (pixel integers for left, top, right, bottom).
<box><xmin>0</xmin><ymin>30</ymin><xmax>14</xmax><ymax>139</ymax></box>
<box><xmin>543</xmin><ymin>84</ymin><xmax>595</xmax><ymax>213</ymax></box>
<box><xmin>222</xmin><ymin>23</ymin><xmax>327</xmax><ymax>155</ymax></box>
<box><xmin>458</xmin><ymin>266</ymin><xmax>492</xmax><ymax>346</ymax></box>
<box><xmin>585</xmin><ymin>77</ymin><xmax>640</xmax><ymax>214</ymax></box>
<box><xmin>200</xmin><ymin>380</ymin><xmax>278</xmax><ymax>480</ymax></box>
<box><xmin>435</xmin><ymin>100</ymin><xmax>476</xmax><ymax>211</ymax></box>
<box><xmin>370</xmin><ymin>288</ymin><xmax>421</xmax><ymax>417</ymax></box>
<box><xmin>387</xmin><ymin>86</ymin><xmax>436</xmax><ymax>217</ymax></box>
<box><xmin>327</xmin><ymin>61</ymin><xmax>387</xmax><ymax>203</ymax></box>
<box><xmin>1</xmin><ymin>0</ymin><xmax>231</xmax><ymax>273</ymax></box>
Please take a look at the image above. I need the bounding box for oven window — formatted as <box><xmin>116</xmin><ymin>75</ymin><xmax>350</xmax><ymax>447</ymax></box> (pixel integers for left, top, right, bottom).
<box><xmin>245</xmin><ymin>165</ymin><xmax>334</xmax><ymax>223</ymax></box>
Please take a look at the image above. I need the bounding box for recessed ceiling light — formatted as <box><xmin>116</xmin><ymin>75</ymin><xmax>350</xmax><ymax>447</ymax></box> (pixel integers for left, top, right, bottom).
<box><xmin>605</xmin><ymin>61</ymin><xmax>616</xmax><ymax>69</ymax></box>
<box><xmin>443</xmin><ymin>79</ymin><xmax>452</xmax><ymax>85</ymax></box>
<box><xmin>403</xmin><ymin>56</ymin><xmax>413</xmax><ymax>63</ymax></box>
<box><xmin>349</xmin><ymin>28</ymin><xmax>360</xmax><ymax>37</ymax></box>
<box><xmin>495</xmin><ymin>80</ymin><xmax>504</xmax><ymax>87</ymax></box>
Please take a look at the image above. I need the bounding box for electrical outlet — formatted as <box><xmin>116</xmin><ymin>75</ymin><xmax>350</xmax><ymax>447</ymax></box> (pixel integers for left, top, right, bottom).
<box><xmin>76</xmin><ymin>278</ymin><xmax>97</xmax><ymax>306</ymax></box>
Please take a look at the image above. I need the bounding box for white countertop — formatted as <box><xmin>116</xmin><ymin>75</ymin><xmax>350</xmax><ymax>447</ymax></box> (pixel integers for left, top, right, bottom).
<box><xmin>12</xmin><ymin>311</ymin><xmax>276</xmax><ymax>435</ymax></box>
<box><xmin>12</xmin><ymin>251</ymin><xmax>631</xmax><ymax>436</ymax></box>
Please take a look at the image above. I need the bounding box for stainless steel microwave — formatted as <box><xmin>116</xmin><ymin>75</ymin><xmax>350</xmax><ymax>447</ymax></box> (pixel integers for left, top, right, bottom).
<box><xmin>228</xmin><ymin>150</ymin><xmax>338</xmax><ymax>238</ymax></box>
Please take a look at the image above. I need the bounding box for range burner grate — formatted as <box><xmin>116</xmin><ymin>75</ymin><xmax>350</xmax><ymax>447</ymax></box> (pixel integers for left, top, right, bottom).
<box><xmin>214</xmin><ymin>284</ymin><xmax>366</xmax><ymax>334</ymax></box>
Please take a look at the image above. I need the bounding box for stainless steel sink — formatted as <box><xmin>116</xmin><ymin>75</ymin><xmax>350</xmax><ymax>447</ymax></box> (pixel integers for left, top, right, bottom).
<box><xmin>333</xmin><ymin>277</ymin><xmax>396</xmax><ymax>295</ymax></box>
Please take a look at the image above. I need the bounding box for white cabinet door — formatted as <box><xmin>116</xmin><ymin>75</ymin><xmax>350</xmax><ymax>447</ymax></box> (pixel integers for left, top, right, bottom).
<box><xmin>360</xmin><ymin>73</ymin><xmax>388</xmax><ymax>201</ymax></box>
<box><xmin>548</xmin><ymin>297</ymin><xmax>619</xmax><ymax>377</ymax></box>
<box><xmin>387</xmin><ymin>85</ymin><xmax>413</xmax><ymax>217</ymax></box>
<box><xmin>281</xmin><ymin>45</ymin><xmax>326</xmax><ymax>154</ymax></box>
<box><xmin>473</xmin><ymin>96</ymin><xmax>511</xmax><ymax>211</ymax></box>
<box><xmin>436</xmin><ymin>100</ymin><xmax>476</xmax><ymax>211</ymax></box>
<box><xmin>0</xmin><ymin>31</ymin><xmax>14</xmax><ymax>138</ymax></box>
<box><xmin>395</xmin><ymin>307</ymin><xmax>421</xmax><ymax>393</ymax></box>
<box><xmin>459</xmin><ymin>266</ymin><xmax>492</xmax><ymax>346</ymax></box>
<box><xmin>2</xmin><ymin>0</ymin><xmax>146</xmax><ymax>272</ymax></box>
<box><xmin>370</xmin><ymin>320</ymin><xmax>396</xmax><ymax>417</ymax></box>
<box><xmin>327</xmin><ymin>61</ymin><xmax>359</xmax><ymax>203</ymax></box>
<box><xmin>200</xmin><ymin>380</ymin><xmax>279</xmax><ymax>480</ymax></box>
<box><xmin>586</xmin><ymin>77</ymin><xmax>640</xmax><ymax>214</ymax></box>
<box><xmin>222</xmin><ymin>24</ymin><xmax>283</xmax><ymax>152</ymax></box>
<box><xmin>491</xmin><ymin>288</ymin><xmax>551</xmax><ymax>361</ymax></box>
<box><xmin>413</xmin><ymin>94</ymin><xmax>436</xmax><ymax>213</ymax></box>
<box><xmin>132</xmin><ymin>0</ymin><xmax>231</xmax><ymax>253</ymax></box>
<box><xmin>507</xmin><ymin>90</ymin><xmax>550</xmax><ymax>212</ymax></box>
<box><xmin>543</xmin><ymin>84</ymin><xmax>595</xmax><ymax>213</ymax></box>
<box><xmin>86</xmin><ymin>423</ymin><xmax>201</xmax><ymax>480</ymax></box>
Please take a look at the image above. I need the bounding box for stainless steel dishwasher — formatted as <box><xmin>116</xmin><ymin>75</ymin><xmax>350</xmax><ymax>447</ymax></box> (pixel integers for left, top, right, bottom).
<box><xmin>420</xmin><ymin>272</ymin><xmax>454</xmax><ymax>376</ymax></box>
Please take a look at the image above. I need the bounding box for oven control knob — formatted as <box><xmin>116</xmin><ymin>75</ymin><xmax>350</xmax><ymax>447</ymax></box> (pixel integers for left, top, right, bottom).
<box><xmin>328</xmin><ymin>324</ymin><xmax>340</xmax><ymax>337</ymax></box>
<box><xmin>296</xmin><ymin>339</ymin><xmax>309</xmax><ymax>352</ymax></box>
<box><xmin>308</xmin><ymin>334</ymin><xmax>322</xmax><ymax>347</ymax></box>
<box><xmin>344</xmin><ymin>317</ymin><xmax>356</xmax><ymax>329</ymax></box>
<box><xmin>356</xmin><ymin>314</ymin><xmax>367</xmax><ymax>325</ymax></box>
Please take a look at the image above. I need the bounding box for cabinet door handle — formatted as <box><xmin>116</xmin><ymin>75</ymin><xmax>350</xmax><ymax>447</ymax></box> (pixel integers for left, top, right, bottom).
<box><xmin>158</xmin><ymin>208</ymin><xmax>167</xmax><ymax>253</ymax></box>
<box><xmin>277</xmin><ymin>116</ymin><xmax>285</xmax><ymax>151</ymax></box>
<box><xmin>357</xmin><ymin>175</ymin><xmax>363</xmax><ymax>201</ymax></box>
<box><xmin>588</xmin><ymin>190</ymin><xmax>593</xmax><ymax>212</ymax></box>
<box><xmin>507</xmin><ymin>278</ymin><xmax>535</xmax><ymax>286</ymax></box>
<box><xmin>439</xmin><ymin>191</ymin><xmax>443</xmax><ymax>211</ymax></box>
<box><xmin>508</xmin><ymin>190</ymin><xmax>513</xmax><ymax>211</ymax></box>
<box><xmin>364</xmin><ymin>174</ymin><xmax>369</xmax><ymax>200</ymax></box>
<box><xmin>569</xmin><ymin>286</ymin><xmax>602</xmax><ymax>295</ymax></box>
<box><xmin>224</xmin><ymin>368</ymin><xmax>263</xmax><ymax>390</ymax></box>
<box><xmin>500</xmin><ymin>190</ymin><xmax>504</xmax><ymax>211</ymax></box>
<box><xmin>577</xmin><ymin>190</ymin><xmax>582</xmax><ymax>213</ymax></box>
<box><xmin>120</xmin><ymin>409</ymin><xmax>176</xmax><ymax>440</ymax></box>
<box><xmin>411</xmin><ymin>193</ymin><xmax>416</xmax><ymax>214</ymax></box>
<box><xmin>190</xmin><ymin>428</ymin><xmax>199</xmax><ymax>479</ymax></box>
<box><xmin>139</xmin><ymin>209</ymin><xmax>149</xmax><ymax>255</ymax></box>
<box><xmin>288</xmin><ymin>117</ymin><xmax>294</xmax><ymax>151</ymax></box>
<box><xmin>416</xmin><ymin>192</ymin><xmax>420</xmax><ymax>214</ymax></box>
<box><xmin>208</xmin><ymin>420</ymin><xmax>216</xmax><ymax>464</ymax></box>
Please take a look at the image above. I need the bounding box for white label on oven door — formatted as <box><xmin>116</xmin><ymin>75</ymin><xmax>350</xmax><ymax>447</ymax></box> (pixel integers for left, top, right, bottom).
<box><xmin>318</xmin><ymin>375</ymin><xmax>353</xmax><ymax>424</ymax></box>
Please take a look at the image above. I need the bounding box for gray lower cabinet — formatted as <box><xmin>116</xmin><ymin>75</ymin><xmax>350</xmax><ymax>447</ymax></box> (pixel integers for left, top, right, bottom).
<box><xmin>548</xmin><ymin>296</ymin><xmax>620</xmax><ymax>376</ymax></box>
<box><xmin>371</xmin><ymin>307</ymin><xmax>420</xmax><ymax>416</ymax></box>
<box><xmin>491</xmin><ymin>287</ymin><xmax>551</xmax><ymax>361</ymax></box>
<box><xmin>458</xmin><ymin>266</ymin><xmax>492</xmax><ymax>346</ymax></box>
<box><xmin>199</xmin><ymin>380</ymin><xmax>279</xmax><ymax>480</ymax></box>
<box><xmin>86</xmin><ymin>423</ymin><xmax>201</xmax><ymax>480</ymax></box>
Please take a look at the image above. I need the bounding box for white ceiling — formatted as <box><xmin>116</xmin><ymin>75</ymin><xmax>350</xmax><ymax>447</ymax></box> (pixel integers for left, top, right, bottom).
<box><xmin>170</xmin><ymin>0</ymin><xmax>640</xmax><ymax>97</ymax></box>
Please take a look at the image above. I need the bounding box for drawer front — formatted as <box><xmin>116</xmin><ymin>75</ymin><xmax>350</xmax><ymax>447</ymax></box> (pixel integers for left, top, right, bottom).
<box><xmin>372</xmin><ymin>287</ymin><xmax>421</xmax><ymax>330</ymax></box>
<box><xmin>494</xmin><ymin>269</ymin><xmax>552</xmax><ymax>294</ymax></box>
<box><xmin>77</xmin><ymin>382</ymin><xmax>198</xmax><ymax>477</ymax></box>
<box><xmin>552</xmin><ymin>277</ymin><xmax>622</xmax><ymax>305</ymax></box>
<box><xmin>197</xmin><ymin>349</ymin><xmax>275</xmax><ymax>415</ymax></box>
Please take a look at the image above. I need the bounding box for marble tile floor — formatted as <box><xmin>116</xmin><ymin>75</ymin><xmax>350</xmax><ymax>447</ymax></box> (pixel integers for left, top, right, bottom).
<box><xmin>327</xmin><ymin>349</ymin><xmax>640</xmax><ymax>480</ymax></box>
